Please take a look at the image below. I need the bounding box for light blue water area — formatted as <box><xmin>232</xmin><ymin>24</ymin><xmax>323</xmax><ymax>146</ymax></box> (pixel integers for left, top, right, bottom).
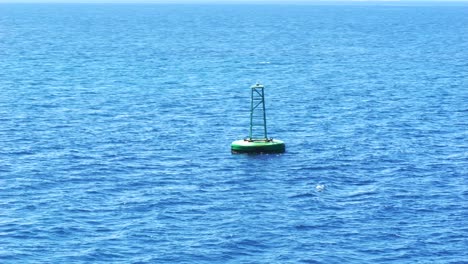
<box><xmin>0</xmin><ymin>3</ymin><xmax>467</xmax><ymax>263</ymax></box>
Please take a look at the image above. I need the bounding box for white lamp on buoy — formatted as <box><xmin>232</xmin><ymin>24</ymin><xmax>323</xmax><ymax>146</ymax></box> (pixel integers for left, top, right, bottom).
<box><xmin>231</xmin><ymin>83</ymin><xmax>285</xmax><ymax>154</ymax></box>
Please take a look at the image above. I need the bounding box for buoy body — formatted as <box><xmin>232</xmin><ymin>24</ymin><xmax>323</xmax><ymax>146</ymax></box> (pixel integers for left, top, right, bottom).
<box><xmin>231</xmin><ymin>83</ymin><xmax>285</xmax><ymax>154</ymax></box>
<box><xmin>231</xmin><ymin>139</ymin><xmax>285</xmax><ymax>154</ymax></box>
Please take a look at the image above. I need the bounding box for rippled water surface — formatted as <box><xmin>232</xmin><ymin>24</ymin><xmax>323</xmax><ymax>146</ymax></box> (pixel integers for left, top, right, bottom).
<box><xmin>1</xmin><ymin>3</ymin><xmax>467</xmax><ymax>263</ymax></box>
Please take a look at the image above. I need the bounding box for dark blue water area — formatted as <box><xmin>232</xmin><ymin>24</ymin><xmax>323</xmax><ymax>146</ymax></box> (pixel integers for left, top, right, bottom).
<box><xmin>0</xmin><ymin>3</ymin><xmax>467</xmax><ymax>263</ymax></box>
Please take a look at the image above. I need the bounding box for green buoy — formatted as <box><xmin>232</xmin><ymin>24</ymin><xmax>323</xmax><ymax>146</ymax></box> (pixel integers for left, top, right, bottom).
<box><xmin>231</xmin><ymin>83</ymin><xmax>285</xmax><ymax>154</ymax></box>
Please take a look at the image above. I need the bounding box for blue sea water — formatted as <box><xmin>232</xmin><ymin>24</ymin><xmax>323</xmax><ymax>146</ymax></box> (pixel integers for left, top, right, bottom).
<box><xmin>1</xmin><ymin>2</ymin><xmax>467</xmax><ymax>263</ymax></box>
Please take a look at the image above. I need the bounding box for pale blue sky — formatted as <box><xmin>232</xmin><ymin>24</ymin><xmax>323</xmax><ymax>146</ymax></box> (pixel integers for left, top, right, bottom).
<box><xmin>1</xmin><ymin>0</ymin><xmax>467</xmax><ymax>3</ymax></box>
<box><xmin>1</xmin><ymin>0</ymin><xmax>468</xmax><ymax>2</ymax></box>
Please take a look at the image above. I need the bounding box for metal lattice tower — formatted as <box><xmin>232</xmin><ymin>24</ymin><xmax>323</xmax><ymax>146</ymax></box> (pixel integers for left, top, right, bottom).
<box><xmin>248</xmin><ymin>83</ymin><xmax>268</xmax><ymax>141</ymax></box>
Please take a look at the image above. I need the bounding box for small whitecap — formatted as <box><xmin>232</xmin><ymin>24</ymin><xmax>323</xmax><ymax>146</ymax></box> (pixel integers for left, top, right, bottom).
<box><xmin>316</xmin><ymin>184</ymin><xmax>325</xmax><ymax>192</ymax></box>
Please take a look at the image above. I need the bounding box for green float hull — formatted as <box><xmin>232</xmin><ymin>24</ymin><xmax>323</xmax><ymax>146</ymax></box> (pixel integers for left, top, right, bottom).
<box><xmin>231</xmin><ymin>139</ymin><xmax>285</xmax><ymax>154</ymax></box>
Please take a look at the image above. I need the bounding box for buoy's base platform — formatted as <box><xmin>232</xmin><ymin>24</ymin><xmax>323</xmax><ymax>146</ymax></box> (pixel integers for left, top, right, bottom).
<box><xmin>231</xmin><ymin>139</ymin><xmax>285</xmax><ymax>154</ymax></box>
